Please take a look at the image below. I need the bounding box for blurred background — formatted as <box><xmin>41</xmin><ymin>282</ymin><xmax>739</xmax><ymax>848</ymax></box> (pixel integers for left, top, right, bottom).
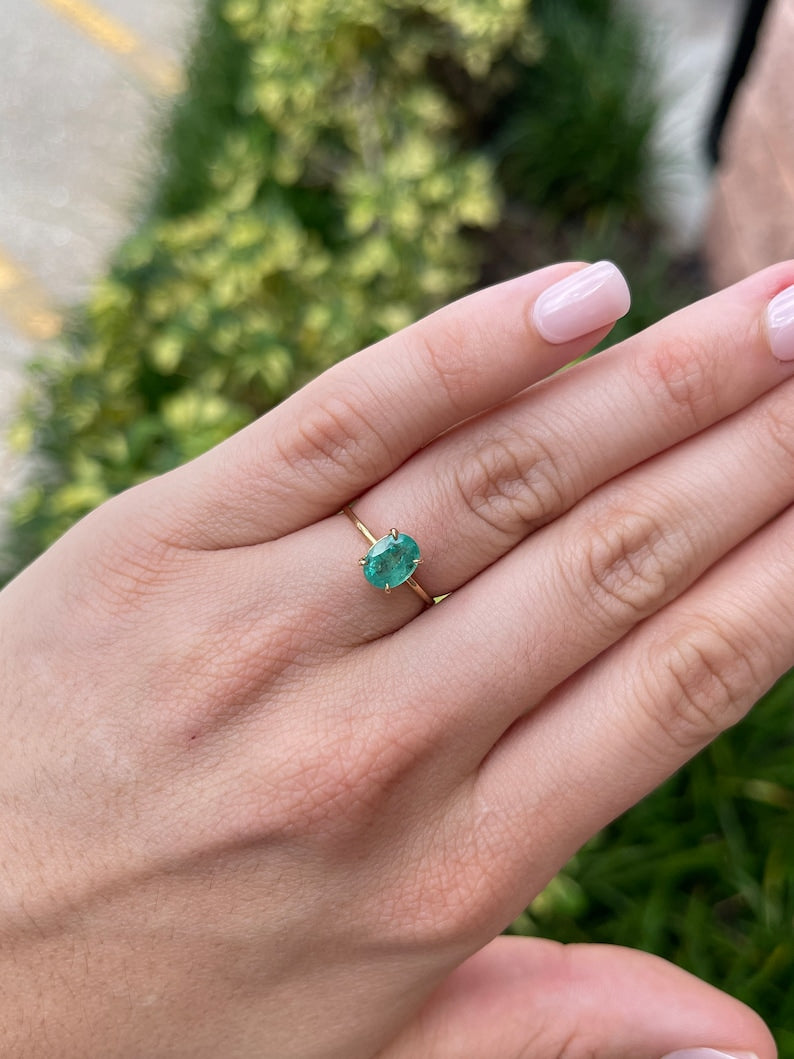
<box><xmin>2</xmin><ymin>0</ymin><xmax>794</xmax><ymax>1049</ymax></box>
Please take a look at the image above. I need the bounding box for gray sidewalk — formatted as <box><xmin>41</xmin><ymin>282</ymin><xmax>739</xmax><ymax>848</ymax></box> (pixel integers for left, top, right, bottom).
<box><xmin>0</xmin><ymin>0</ymin><xmax>196</xmax><ymax>504</ymax></box>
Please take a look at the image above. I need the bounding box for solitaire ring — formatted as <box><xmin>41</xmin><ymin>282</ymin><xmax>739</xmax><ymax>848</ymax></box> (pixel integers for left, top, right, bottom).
<box><xmin>342</xmin><ymin>506</ymin><xmax>434</xmax><ymax>607</ymax></box>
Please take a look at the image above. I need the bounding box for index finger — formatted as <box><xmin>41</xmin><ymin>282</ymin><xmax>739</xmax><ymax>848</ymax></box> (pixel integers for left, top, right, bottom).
<box><xmin>149</xmin><ymin>261</ymin><xmax>629</xmax><ymax>547</ymax></box>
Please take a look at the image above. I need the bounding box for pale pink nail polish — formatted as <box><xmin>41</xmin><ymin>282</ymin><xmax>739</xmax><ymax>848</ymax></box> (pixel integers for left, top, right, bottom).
<box><xmin>660</xmin><ymin>1049</ymin><xmax>759</xmax><ymax>1059</ymax></box>
<box><xmin>532</xmin><ymin>260</ymin><xmax>631</xmax><ymax>344</ymax></box>
<box><xmin>767</xmin><ymin>284</ymin><xmax>794</xmax><ymax>361</ymax></box>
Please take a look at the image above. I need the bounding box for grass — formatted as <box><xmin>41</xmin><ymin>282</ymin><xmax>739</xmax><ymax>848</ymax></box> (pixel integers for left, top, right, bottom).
<box><xmin>512</xmin><ymin>673</ymin><xmax>794</xmax><ymax>1041</ymax></box>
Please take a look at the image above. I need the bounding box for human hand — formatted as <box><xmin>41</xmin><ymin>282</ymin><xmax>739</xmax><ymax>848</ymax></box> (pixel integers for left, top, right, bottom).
<box><xmin>2</xmin><ymin>261</ymin><xmax>793</xmax><ymax>1058</ymax></box>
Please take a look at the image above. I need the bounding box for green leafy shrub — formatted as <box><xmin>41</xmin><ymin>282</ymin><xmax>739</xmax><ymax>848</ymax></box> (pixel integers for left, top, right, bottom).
<box><xmin>4</xmin><ymin>0</ymin><xmax>541</xmax><ymax>572</ymax></box>
<box><xmin>3</xmin><ymin>0</ymin><xmax>674</xmax><ymax>575</ymax></box>
<box><xmin>474</xmin><ymin>0</ymin><xmax>690</xmax><ymax>351</ymax></box>
<box><xmin>493</xmin><ymin>0</ymin><xmax>659</xmax><ymax>222</ymax></box>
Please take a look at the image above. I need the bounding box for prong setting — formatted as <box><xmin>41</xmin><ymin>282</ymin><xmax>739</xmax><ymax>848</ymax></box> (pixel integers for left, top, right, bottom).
<box><xmin>355</xmin><ymin>523</ymin><xmax>424</xmax><ymax>595</ymax></box>
<box><xmin>342</xmin><ymin>506</ymin><xmax>434</xmax><ymax>606</ymax></box>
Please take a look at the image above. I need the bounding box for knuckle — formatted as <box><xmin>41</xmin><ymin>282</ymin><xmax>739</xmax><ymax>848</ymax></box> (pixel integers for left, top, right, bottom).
<box><xmin>407</xmin><ymin>315</ymin><xmax>480</xmax><ymax>416</ymax></box>
<box><xmin>254</xmin><ymin>707</ymin><xmax>433</xmax><ymax>840</ymax></box>
<box><xmin>392</xmin><ymin>786</ymin><xmax>523</xmax><ymax>951</ymax></box>
<box><xmin>389</xmin><ymin>842</ymin><xmax>504</xmax><ymax>951</ymax></box>
<box><xmin>61</xmin><ymin>492</ymin><xmax>190</xmax><ymax>626</ymax></box>
<box><xmin>451</xmin><ymin>425</ymin><xmax>569</xmax><ymax>541</ymax></box>
<box><xmin>277</xmin><ymin>387</ymin><xmax>385</xmax><ymax>484</ymax></box>
<box><xmin>574</xmin><ymin>506</ymin><xmax>684</xmax><ymax>628</ymax></box>
<box><xmin>636</xmin><ymin>335</ymin><xmax>719</xmax><ymax>432</ymax></box>
<box><xmin>646</xmin><ymin>622</ymin><xmax>758</xmax><ymax>749</ymax></box>
<box><xmin>170</xmin><ymin>609</ymin><xmax>309</xmax><ymax>723</ymax></box>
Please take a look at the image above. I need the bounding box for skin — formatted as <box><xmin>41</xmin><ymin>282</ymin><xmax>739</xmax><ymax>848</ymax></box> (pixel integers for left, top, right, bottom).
<box><xmin>1</xmin><ymin>260</ymin><xmax>792</xmax><ymax>1057</ymax></box>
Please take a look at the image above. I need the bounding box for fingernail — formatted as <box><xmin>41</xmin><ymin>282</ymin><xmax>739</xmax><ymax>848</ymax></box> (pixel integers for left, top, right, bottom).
<box><xmin>767</xmin><ymin>284</ymin><xmax>794</xmax><ymax>361</ymax></box>
<box><xmin>660</xmin><ymin>1049</ymin><xmax>759</xmax><ymax>1059</ymax></box>
<box><xmin>532</xmin><ymin>260</ymin><xmax>631</xmax><ymax>344</ymax></box>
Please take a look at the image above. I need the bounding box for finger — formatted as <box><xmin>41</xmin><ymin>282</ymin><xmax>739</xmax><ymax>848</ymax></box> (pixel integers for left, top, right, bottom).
<box><xmin>158</xmin><ymin>265</ymin><xmax>794</xmax><ymax>684</ymax></box>
<box><xmin>141</xmin><ymin>262</ymin><xmax>630</xmax><ymax>547</ymax></box>
<box><xmin>477</xmin><ymin>497</ymin><xmax>794</xmax><ymax>900</ymax></box>
<box><xmin>312</xmin><ymin>262</ymin><xmax>794</xmax><ymax>647</ymax></box>
<box><xmin>354</xmin><ymin>263</ymin><xmax>794</xmax><ymax>602</ymax></box>
<box><xmin>179</xmin><ymin>355</ymin><xmax>794</xmax><ymax>804</ymax></box>
<box><xmin>379</xmin><ymin>367</ymin><xmax>794</xmax><ymax>763</ymax></box>
<box><xmin>155</xmin><ymin>262</ymin><xmax>794</xmax><ymax>656</ymax></box>
<box><xmin>173</xmin><ymin>260</ymin><xmax>794</xmax><ymax>656</ymax></box>
<box><xmin>379</xmin><ymin>936</ymin><xmax>773</xmax><ymax>1059</ymax></box>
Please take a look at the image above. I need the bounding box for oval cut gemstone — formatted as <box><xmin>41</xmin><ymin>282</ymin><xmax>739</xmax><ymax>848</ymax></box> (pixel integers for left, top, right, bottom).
<box><xmin>362</xmin><ymin>532</ymin><xmax>421</xmax><ymax>590</ymax></box>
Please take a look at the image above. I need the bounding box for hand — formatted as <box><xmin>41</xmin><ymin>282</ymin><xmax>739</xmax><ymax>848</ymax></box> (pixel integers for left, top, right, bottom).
<box><xmin>2</xmin><ymin>260</ymin><xmax>793</xmax><ymax>1058</ymax></box>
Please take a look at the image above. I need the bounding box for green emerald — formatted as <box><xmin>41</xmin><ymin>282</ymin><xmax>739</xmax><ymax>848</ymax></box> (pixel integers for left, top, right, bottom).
<box><xmin>362</xmin><ymin>532</ymin><xmax>421</xmax><ymax>591</ymax></box>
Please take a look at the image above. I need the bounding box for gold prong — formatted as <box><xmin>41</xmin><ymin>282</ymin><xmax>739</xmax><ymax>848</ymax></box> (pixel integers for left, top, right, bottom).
<box><xmin>358</xmin><ymin>557</ymin><xmax>367</xmax><ymax>566</ymax></box>
<box><xmin>414</xmin><ymin>557</ymin><xmax>422</xmax><ymax>565</ymax></box>
<box><xmin>390</xmin><ymin>528</ymin><xmax>399</xmax><ymax>540</ymax></box>
<box><xmin>385</xmin><ymin>584</ymin><xmax>391</xmax><ymax>594</ymax></box>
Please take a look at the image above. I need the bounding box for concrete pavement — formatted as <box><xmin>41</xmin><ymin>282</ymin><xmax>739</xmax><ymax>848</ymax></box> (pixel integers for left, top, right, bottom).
<box><xmin>0</xmin><ymin>0</ymin><xmax>195</xmax><ymax>504</ymax></box>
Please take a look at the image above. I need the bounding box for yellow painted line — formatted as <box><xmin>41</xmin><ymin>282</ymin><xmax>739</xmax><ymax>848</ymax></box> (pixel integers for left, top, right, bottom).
<box><xmin>0</xmin><ymin>250</ymin><xmax>63</xmax><ymax>341</ymax></box>
<box><xmin>36</xmin><ymin>0</ymin><xmax>184</xmax><ymax>96</ymax></box>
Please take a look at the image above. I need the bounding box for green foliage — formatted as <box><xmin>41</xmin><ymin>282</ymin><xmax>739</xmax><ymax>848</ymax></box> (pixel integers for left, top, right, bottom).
<box><xmin>4</xmin><ymin>0</ymin><xmax>540</xmax><ymax>571</ymax></box>
<box><xmin>3</xmin><ymin>0</ymin><xmax>669</xmax><ymax>574</ymax></box>
<box><xmin>470</xmin><ymin>0</ymin><xmax>690</xmax><ymax>345</ymax></box>
<box><xmin>493</xmin><ymin>0</ymin><xmax>659</xmax><ymax>222</ymax></box>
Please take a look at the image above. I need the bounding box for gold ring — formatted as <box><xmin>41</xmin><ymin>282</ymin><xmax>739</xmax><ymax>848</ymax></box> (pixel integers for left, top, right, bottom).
<box><xmin>342</xmin><ymin>506</ymin><xmax>434</xmax><ymax>607</ymax></box>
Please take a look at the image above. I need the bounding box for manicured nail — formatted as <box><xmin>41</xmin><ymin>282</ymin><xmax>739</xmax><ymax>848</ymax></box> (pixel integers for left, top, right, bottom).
<box><xmin>532</xmin><ymin>260</ymin><xmax>631</xmax><ymax>344</ymax></box>
<box><xmin>660</xmin><ymin>1049</ymin><xmax>759</xmax><ymax>1059</ymax></box>
<box><xmin>767</xmin><ymin>284</ymin><xmax>794</xmax><ymax>361</ymax></box>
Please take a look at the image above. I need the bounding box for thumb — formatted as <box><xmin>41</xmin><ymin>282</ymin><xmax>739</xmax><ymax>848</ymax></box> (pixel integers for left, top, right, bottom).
<box><xmin>379</xmin><ymin>936</ymin><xmax>775</xmax><ymax>1059</ymax></box>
